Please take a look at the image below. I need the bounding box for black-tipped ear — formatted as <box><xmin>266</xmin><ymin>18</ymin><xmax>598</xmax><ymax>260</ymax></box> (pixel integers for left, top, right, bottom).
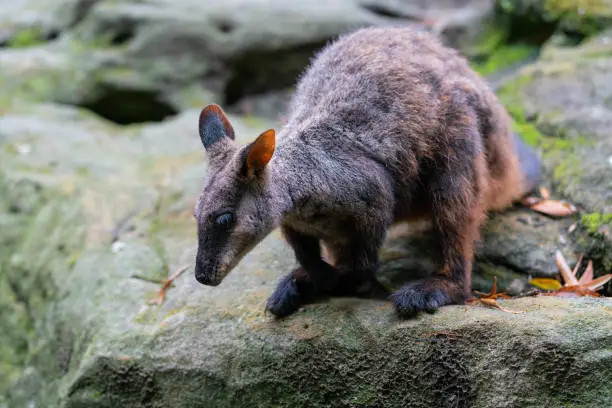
<box><xmin>199</xmin><ymin>104</ymin><xmax>235</xmax><ymax>149</ymax></box>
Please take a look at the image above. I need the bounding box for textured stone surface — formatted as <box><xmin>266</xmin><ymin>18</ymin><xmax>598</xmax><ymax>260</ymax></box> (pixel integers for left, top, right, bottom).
<box><xmin>1</xmin><ymin>99</ymin><xmax>610</xmax><ymax>407</ymax></box>
<box><xmin>498</xmin><ymin>0</ymin><xmax>612</xmax><ymax>35</ymax></box>
<box><xmin>0</xmin><ymin>0</ymin><xmax>504</xmax><ymax>120</ymax></box>
<box><xmin>498</xmin><ymin>28</ymin><xmax>612</xmax><ymax>277</ymax></box>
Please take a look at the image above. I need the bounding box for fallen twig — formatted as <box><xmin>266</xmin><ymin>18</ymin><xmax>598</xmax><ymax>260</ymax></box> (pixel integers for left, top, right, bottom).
<box><xmin>149</xmin><ymin>263</ymin><xmax>192</xmax><ymax>306</ymax></box>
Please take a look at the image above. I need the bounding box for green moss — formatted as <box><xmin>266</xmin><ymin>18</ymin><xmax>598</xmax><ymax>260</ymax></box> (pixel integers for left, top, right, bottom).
<box><xmin>501</xmin><ymin>0</ymin><xmax>612</xmax><ymax>36</ymax></box>
<box><xmin>552</xmin><ymin>155</ymin><xmax>582</xmax><ymax>182</ymax></box>
<box><xmin>580</xmin><ymin>212</ymin><xmax>612</xmax><ymax>234</ymax></box>
<box><xmin>498</xmin><ymin>74</ymin><xmax>593</xmax><ymax>156</ymax></box>
<box><xmin>468</xmin><ymin>23</ymin><xmax>509</xmax><ymax>57</ymax></box>
<box><xmin>6</xmin><ymin>28</ymin><xmax>46</xmax><ymax>48</ymax></box>
<box><xmin>472</xmin><ymin>44</ymin><xmax>537</xmax><ymax>76</ymax></box>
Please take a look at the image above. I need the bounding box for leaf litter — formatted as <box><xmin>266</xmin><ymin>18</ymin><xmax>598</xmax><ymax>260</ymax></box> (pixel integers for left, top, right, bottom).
<box><xmin>529</xmin><ymin>250</ymin><xmax>611</xmax><ymax>297</ymax></box>
<box><xmin>468</xmin><ymin>276</ymin><xmax>526</xmax><ymax>314</ymax></box>
<box><xmin>520</xmin><ymin>188</ymin><xmax>577</xmax><ymax>217</ymax></box>
<box><xmin>470</xmin><ymin>250</ymin><xmax>611</xmax><ymax>314</ymax></box>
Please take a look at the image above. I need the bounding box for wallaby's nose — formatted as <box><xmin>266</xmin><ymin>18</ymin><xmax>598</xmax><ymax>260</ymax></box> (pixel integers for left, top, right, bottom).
<box><xmin>194</xmin><ymin>260</ymin><xmax>221</xmax><ymax>286</ymax></box>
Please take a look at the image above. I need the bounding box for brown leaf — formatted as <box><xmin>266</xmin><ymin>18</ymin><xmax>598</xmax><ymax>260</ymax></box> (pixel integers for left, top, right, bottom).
<box><xmin>521</xmin><ymin>196</ymin><xmax>542</xmax><ymax>206</ymax></box>
<box><xmin>585</xmin><ymin>274</ymin><xmax>612</xmax><ymax>291</ymax></box>
<box><xmin>577</xmin><ymin>260</ymin><xmax>593</xmax><ymax>285</ymax></box>
<box><xmin>539</xmin><ymin>187</ymin><xmax>550</xmax><ymax>200</ymax></box>
<box><xmin>555</xmin><ymin>250</ymin><xmax>579</xmax><ymax>286</ymax></box>
<box><xmin>479</xmin><ymin>298</ymin><xmax>525</xmax><ymax>314</ymax></box>
<box><xmin>529</xmin><ymin>278</ymin><xmax>562</xmax><ymax>291</ymax></box>
<box><xmin>469</xmin><ymin>277</ymin><xmax>524</xmax><ymax>313</ymax></box>
<box><xmin>530</xmin><ymin>199</ymin><xmax>577</xmax><ymax>217</ymax></box>
<box><xmin>545</xmin><ymin>251</ymin><xmax>610</xmax><ymax>298</ymax></box>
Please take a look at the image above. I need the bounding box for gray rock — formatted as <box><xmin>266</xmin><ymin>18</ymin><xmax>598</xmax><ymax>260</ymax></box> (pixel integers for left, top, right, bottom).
<box><xmin>1</xmin><ymin>100</ymin><xmax>610</xmax><ymax>407</ymax></box>
<box><xmin>498</xmin><ymin>0</ymin><xmax>612</xmax><ymax>35</ymax></box>
<box><xmin>1</xmin><ymin>0</ymin><xmax>504</xmax><ymax>121</ymax></box>
<box><xmin>497</xmin><ymin>28</ymin><xmax>612</xmax><ymax>279</ymax></box>
<box><xmin>0</xmin><ymin>0</ymin><xmax>98</xmax><ymax>44</ymax></box>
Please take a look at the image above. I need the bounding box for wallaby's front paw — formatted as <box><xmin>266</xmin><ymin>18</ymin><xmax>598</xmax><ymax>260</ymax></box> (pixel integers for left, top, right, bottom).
<box><xmin>266</xmin><ymin>268</ymin><xmax>316</xmax><ymax>318</ymax></box>
<box><xmin>390</xmin><ymin>278</ymin><xmax>463</xmax><ymax>318</ymax></box>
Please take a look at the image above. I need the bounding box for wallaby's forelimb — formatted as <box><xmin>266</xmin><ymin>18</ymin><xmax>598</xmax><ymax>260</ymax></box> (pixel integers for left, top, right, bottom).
<box><xmin>266</xmin><ymin>227</ymin><xmax>336</xmax><ymax>317</ymax></box>
<box><xmin>267</xmin><ymin>224</ymin><xmax>390</xmax><ymax>317</ymax></box>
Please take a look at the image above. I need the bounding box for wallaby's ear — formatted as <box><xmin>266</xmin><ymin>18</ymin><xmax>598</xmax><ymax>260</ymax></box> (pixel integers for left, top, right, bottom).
<box><xmin>243</xmin><ymin>129</ymin><xmax>275</xmax><ymax>175</ymax></box>
<box><xmin>199</xmin><ymin>104</ymin><xmax>235</xmax><ymax>149</ymax></box>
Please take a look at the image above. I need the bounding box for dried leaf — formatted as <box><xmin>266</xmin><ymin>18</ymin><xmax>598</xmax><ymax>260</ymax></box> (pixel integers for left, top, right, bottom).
<box><xmin>530</xmin><ymin>199</ymin><xmax>577</xmax><ymax>217</ymax></box>
<box><xmin>568</xmin><ymin>222</ymin><xmax>578</xmax><ymax>234</ymax></box>
<box><xmin>585</xmin><ymin>274</ymin><xmax>612</xmax><ymax>291</ymax></box>
<box><xmin>539</xmin><ymin>187</ymin><xmax>550</xmax><ymax>200</ymax></box>
<box><xmin>555</xmin><ymin>285</ymin><xmax>601</xmax><ymax>297</ymax></box>
<box><xmin>479</xmin><ymin>298</ymin><xmax>525</xmax><ymax>314</ymax></box>
<box><xmin>572</xmin><ymin>254</ymin><xmax>584</xmax><ymax>276</ymax></box>
<box><xmin>521</xmin><ymin>196</ymin><xmax>542</xmax><ymax>206</ymax></box>
<box><xmin>545</xmin><ymin>251</ymin><xmax>611</xmax><ymax>298</ymax></box>
<box><xmin>529</xmin><ymin>278</ymin><xmax>562</xmax><ymax>291</ymax></box>
<box><xmin>556</xmin><ymin>250</ymin><xmax>579</xmax><ymax>286</ymax></box>
<box><xmin>469</xmin><ymin>277</ymin><xmax>524</xmax><ymax>313</ymax></box>
<box><xmin>577</xmin><ymin>260</ymin><xmax>593</xmax><ymax>285</ymax></box>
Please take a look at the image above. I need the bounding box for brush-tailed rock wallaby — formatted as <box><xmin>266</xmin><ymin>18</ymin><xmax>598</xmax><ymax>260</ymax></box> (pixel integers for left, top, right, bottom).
<box><xmin>193</xmin><ymin>26</ymin><xmax>542</xmax><ymax>318</ymax></box>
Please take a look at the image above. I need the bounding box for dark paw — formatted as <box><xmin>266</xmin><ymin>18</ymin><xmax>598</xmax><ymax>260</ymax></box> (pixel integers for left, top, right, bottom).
<box><xmin>265</xmin><ymin>275</ymin><xmax>304</xmax><ymax>318</ymax></box>
<box><xmin>390</xmin><ymin>279</ymin><xmax>455</xmax><ymax>318</ymax></box>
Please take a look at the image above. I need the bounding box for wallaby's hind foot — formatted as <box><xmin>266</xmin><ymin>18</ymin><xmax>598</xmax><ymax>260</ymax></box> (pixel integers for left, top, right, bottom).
<box><xmin>390</xmin><ymin>278</ymin><xmax>466</xmax><ymax>318</ymax></box>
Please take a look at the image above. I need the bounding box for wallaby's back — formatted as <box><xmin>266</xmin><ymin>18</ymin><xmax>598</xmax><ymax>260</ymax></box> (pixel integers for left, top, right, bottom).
<box><xmin>280</xmin><ymin>26</ymin><xmax>539</xmax><ymax>214</ymax></box>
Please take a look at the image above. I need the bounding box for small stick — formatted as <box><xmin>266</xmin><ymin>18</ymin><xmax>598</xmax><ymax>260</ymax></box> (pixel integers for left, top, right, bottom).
<box><xmin>149</xmin><ymin>263</ymin><xmax>192</xmax><ymax>306</ymax></box>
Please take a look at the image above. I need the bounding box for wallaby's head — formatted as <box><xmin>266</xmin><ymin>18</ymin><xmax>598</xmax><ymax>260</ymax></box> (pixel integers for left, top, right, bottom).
<box><xmin>193</xmin><ymin>104</ymin><xmax>278</xmax><ymax>286</ymax></box>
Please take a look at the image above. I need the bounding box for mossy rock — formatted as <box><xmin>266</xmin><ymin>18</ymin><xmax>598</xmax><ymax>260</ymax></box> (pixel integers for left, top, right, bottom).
<box><xmin>1</xmin><ymin>102</ymin><xmax>611</xmax><ymax>407</ymax></box>
<box><xmin>0</xmin><ymin>0</ymin><xmax>505</xmax><ymax>123</ymax></box>
<box><xmin>498</xmin><ymin>0</ymin><xmax>612</xmax><ymax>36</ymax></box>
<box><xmin>496</xmin><ymin>29</ymin><xmax>612</xmax><ymax>291</ymax></box>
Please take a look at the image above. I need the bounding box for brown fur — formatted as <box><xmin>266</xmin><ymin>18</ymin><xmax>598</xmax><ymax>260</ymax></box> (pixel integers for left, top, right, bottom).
<box><xmin>193</xmin><ymin>26</ymin><xmax>541</xmax><ymax>318</ymax></box>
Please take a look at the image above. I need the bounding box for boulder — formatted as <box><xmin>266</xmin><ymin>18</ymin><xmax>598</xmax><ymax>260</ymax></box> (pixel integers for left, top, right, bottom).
<box><xmin>1</xmin><ymin>0</ymin><xmax>505</xmax><ymax>123</ymax></box>
<box><xmin>498</xmin><ymin>0</ymin><xmax>612</xmax><ymax>36</ymax></box>
<box><xmin>497</xmin><ymin>27</ymin><xmax>612</xmax><ymax>278</ymax></box>
<box><xmin>0</xmin><ymin>96</ymin><xmax>610</xmax><ymax>406</ymax></box>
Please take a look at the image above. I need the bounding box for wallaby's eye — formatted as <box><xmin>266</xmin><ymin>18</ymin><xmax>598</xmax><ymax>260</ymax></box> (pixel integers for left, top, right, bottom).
<box><xmin>214</xmin><ymin>212</ymin><xmax>234</xmax><ymax>228</ymax></box>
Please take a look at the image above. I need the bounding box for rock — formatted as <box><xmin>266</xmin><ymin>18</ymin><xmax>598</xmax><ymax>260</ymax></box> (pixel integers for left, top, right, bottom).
<box><xmin>1</xmin><ymin>98</ymin><xmax>611</xmax><ymax>406</ymax></box>
<box><xmin>497</xmin><ymin>27</ymin><xmax>612</xmax><ymax>282</ymax></box>
<box><xmin>498</xmin><ymin>0</ymin><xmax>612</xmax><ymax>36</ymax></box>
<box><xmin>0</xmin><ymin>0</ymin><xmax>97</xmax><ymax>44</ymax></box>
<box><xmin>0</xmin><ymin>0</ymin><xmax>505</xmax><ymax>123</ymax></box>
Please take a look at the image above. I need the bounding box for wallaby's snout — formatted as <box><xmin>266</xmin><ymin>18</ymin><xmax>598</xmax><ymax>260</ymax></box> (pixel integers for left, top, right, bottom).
<box><xmin>193</xmin><ymin>104</ymin><xmax>279</xmax><ymax>287</ymax></box>
<box><xmin>194</xmin><ymin>256</ymin><xmax>225</xmax><ymax>286</ymax></box>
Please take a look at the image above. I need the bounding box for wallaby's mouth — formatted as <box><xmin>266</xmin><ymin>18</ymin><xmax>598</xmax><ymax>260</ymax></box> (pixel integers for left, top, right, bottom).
<box><xmin>194</xmin><ymin>261</ymin><xmax>226</xmax><ymax>286</ymax></box>
<box><xmin>195</xmin><ymin>273</ymin><xmax>222</xmax><ymax>286</ymax></box>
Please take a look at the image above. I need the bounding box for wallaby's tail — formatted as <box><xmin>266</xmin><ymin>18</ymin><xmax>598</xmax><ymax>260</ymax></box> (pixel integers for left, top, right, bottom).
<box><xmin>512</xmin><ymin>132</ymin><xmax>542</xmax><ymax>195</ymax></box>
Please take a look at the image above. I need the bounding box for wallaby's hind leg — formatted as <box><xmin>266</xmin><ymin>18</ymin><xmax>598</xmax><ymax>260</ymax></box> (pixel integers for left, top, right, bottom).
<box><xmin>391</xmin><ymin>146</ymin><xmax>486</xmax><ymax>317</ymax></box>
<box><xmin>266</xmin><ymin>226</ymin><xmax>336</xmax><ymax>318</ymax></box>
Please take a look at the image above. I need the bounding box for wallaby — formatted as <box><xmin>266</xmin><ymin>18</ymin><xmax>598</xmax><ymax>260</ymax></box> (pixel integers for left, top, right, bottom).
<box><xmin>193</xmin><ymin>26</ymin><xmax>542</xmax><ymax>318</ymax></box>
